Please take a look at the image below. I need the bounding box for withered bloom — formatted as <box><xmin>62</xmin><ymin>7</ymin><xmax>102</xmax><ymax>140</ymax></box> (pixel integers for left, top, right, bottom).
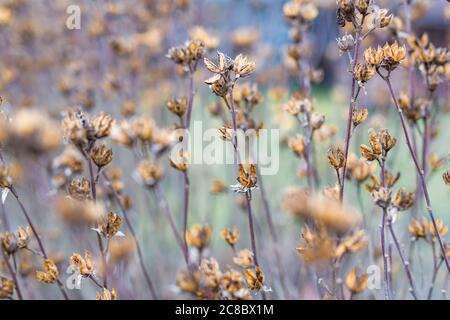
<box><xmin>244</xmin><ymin>266</ymin><xmax>265</xmax><ymax>290</ymax></box>
<box><xmin>70</xmin><ymin>251</ymin><xmax>94</xmax><ymax>277</ymax></box>
<box><xmin>185</xmin><ymin>224</ymin><xmax>212</xmax><ymax>250</ymax></box>
<box><xmin>96</xmin><ymin>288</ymin><xmax>118</xmax><ymax>300</ymax></box>
<box><xmin>94</xmin><ymin>212</ymin><xmax>124</xmax><ymax>239</ymax></box>
<box><xmin>354</xmin><ymin>63</ymin><xmax>375</xmax><ymax>83</ymax></box>
<box><xmin>92</xmin><ymin>112</ymin><xmax>113</xmax><ymax>139</ymax></box>
<box><xmin>91</xmin><ymin>143</ymin><xmax>113</xmax><ymax>168</ymax></box>
<box><xmin>230</xmin><ymin>163</ymin><xmax>257</xmax><ymax>193</ymax></box>
<box><xmin>68</xmin><ymin>177</ymin><xmax>91</xmax><ymax>201</ymax></box>
<box><xmin>137</xmin><ymin>160</ymin><xmax>163</xmax><ymax>188</ymax></box>
<box><xmin>36</xmin><ymin>259</ymin><xmax>59</xmax><ymax>284</ymax></box>
<box><xmin>0</xmin><ymin>277</ymin><xmax>14</xmax><ymax>299</ymax></box>
<box><xmin>345</xmin><ymin>268</ymin><xmax>368</xmax><ymax>294</ymax></box>
<box><xmin>220</xmin><ymin>226</ymin><xmax>240</xmax><ymax>247</ymax></box>
<box><xmin>392</xmin><ymin>188</ymin><xmax>414</xmax><ymax>211</ymax></box>
<box><xmin>167</xmin><ymin>97</ymin><xmax>188</xmax><ymax>117</ymax></box>
<box><xmin>327</xmin><ymin>145</ymin><xmax>345</xmax><ymax>169</ymax></box>
<box><xmin>352</xmin><ymin>108</ymin><xmax>368</xmax><ymax>127</ymax></box>
<box><xmin>233</xmin><ymin>248</ymin><xmax>254</xmax><ymax>268</ymax></box>
<box><xmin>409</xmin><ymin>217</ymin><xmax>428</xmax><ymax>240</ymax></box>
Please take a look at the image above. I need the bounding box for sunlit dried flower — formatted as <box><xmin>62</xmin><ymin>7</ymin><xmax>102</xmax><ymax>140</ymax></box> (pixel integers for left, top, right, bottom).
<box><xmin>443</xmin><ymin>171</ymin><xmax>450</xmax><ymax>186</ymax></box>
<box><xmin>220</xmin><ymin>226</ymin><xmax>239</xmax><ymax>246</ymax></box>
<box><xmin>94</xmin><ymin>212</ymin><xmax>124</xmax><ymax>239</ymax></box>
<box><xmin>0</xmin><ymin>232</ymin><xmax>18</xmax><ymax>255</ymax></box>
<box><xmin>233</xmin><ymin>248</ymin><xmax>254</xmax><ymax>268</ymax></box>
<box><xmin>364</xmin><ymin>46</ymin><xmax>384</xmax><ymax>66</ymax></box>
<box><xmin>91</xmin><ymin>143</ymin><xmax>113</xmax><ymax>168</ymax></box>
<box><xmin>177</xmin><ymin>269</ymin><xmax>200</xmax><ymax>294</ymax></box>
<box><xmin>136</xmin><ymin>160</ymin><xmax>163</xmax><ymax>188</ymax></box>
<box><xmin>428</xmin><ymin>153</ymin><xmax>445</xmax><ymax>171</ymax></box>
<box><xmin>96</xmin><ymin>288</ymin><xmax>118</xmax><ymax>300</ymax></box>
<box><xmin>185</xmin><ymin>224</ymin><xmax>212</xmax><ymax>250</ymax></box>
<box><xmin>327</xmin><ymin>145</ymin><xmax>345</xmax><ymax>169</ymax></box>
<box><xmin>379</xmin><ymin>129</ymin><xmax>397</xmax><ymax>152</ymax></box>
<box><xmin>132</xmin><ymin>116</ymin><xmax>154</xmax><ymax>142</ymax></box>
<box><xmin>345</xmin><ymin>268</ymin><xmax>368</xmax><ymax>294</ymax></box>
<box><xmin>92</xmin><ymin>112</ymin><xmax>113</xmax><ymax>139</ymax></box>
<box><xmin>0</xmin><ymin>165</ymin><xmax>13</xmax><ymax>189</ymax></box>
<box><xmin>352</xmin><ymin>108</ymin><xmax>368</xmax><ymax>127</ymax></box>
<box><xmin>230</xmin><ymin>163</ymin><xmax>257</xmax><ymax>193</ymax></box>
<box><xmin>371</xmin><ymin>187</ymin><xmax>391</xmax><ymax>209</ymax></box>
<box><xmin>167</xmin><ymin>39</ymin><xmax>205</xmax><ymax>66</ymax></box>
<box><xmin>36</xmin><ymin>259</ymin><xmax>59</xmax><ymax>284</ymax></box>
<box><xmin>16</xmin><ymin>226</ymin><xmax>31</xmax><ymax>249</ymax></box>
<box><xmin>297</xmin><ymin>225</ymin><xmax>336</xmax><ymax>264</ymax></box>
<box><xmin>233</xmin><ymin>54</ymin><xmax>256</xmax><ymax>78</ymax></box>
<box><xmin>409</xmin><ymin>217</ymin><xmax>428</xmax><ymax>239</ymax></box>
<box><xmin>392</xmin><ymin>188</ymin><xmax>414</xmax><ymax>211</ymax></box>
<box><xmin>430</xmin><ymin>220</ymin><xmax>448</xmax><ymax>239</ymax></box>
<box><xmin>70</xmin><ymin>251</ymin><xmax>94</xmax><ymax>277</ymax></box>
<box><xmin>335</xmin><ymin>230</ymin><xmax>368</xmax><ymax>258</ymax></box>
<box><xmin>0</xmin><ymin>277</ymin><xmax>14</xmax><ymax>299</ymax></box>
<box><xmin>244</xmin><ymin>266</ymin><xmax>264</xmax><ymax>290</ymax></box>
<box><xmin>167</xmin><ymin>97</ymin><xmax>188</xmax><ymax>117</ymax></box>
<box><xmin>354</xmin><ymin>63</ymin><xmax>375</xmax><ymax>83</ymax></box>
<box><xmin>310</xmin><ymin>112</ymin><xmax>325</xmax><ymax>130</ymax></box>
<box><xmin>382</xmin><ymin>42</ymin><xmax>406</xmax><ymax>69</ymax></box>
<box><xmin>288</xmin><ymin>134</ymin><xmax>306</xmax><ymax>158</ymax></box>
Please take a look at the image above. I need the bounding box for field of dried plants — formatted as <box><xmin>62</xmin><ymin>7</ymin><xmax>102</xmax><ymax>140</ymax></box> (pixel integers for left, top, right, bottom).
<box><xmin>0</xmin><ymin>0</ymin><xmax>449</xmax><ymax>301</ymax></box>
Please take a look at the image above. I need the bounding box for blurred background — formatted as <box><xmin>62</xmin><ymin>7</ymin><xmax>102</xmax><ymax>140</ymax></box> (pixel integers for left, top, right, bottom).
<box><xmin>0</xmin><ymin>0</ymin><xmax>449</xmax><ymax>299</ymax></box>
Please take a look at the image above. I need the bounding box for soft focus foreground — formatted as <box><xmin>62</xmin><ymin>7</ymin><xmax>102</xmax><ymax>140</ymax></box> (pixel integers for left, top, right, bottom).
<box><xmin>0</xmin><ymin>0</ymin><xmax>449</xmax><ymax>300</ymax></box>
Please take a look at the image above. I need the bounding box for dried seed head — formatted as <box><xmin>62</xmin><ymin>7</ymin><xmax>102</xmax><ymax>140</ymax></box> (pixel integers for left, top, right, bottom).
<box><xmin>327</xmin><ymin>145</ymin><xmax>345</xmax><ymax>169</ymax></box>
<box><xmin>218</xmin><ymin>125</ymin><xmax>233</xmax><ymax>141</ymax></box>
<box><xmin>220</xmin><ymin>226</ymin><xmax>240</xmax><ymax>247</ymax></box>
<box><xmin>392</xmin><ymin>188</ymin><xmax>415</xmax><ymax>211</ymax></box>
<box><xmin>167</xmin><ymin>97</ymin><xmax>188</xmax><ymax>117</ymax></box>
<box><xmin>233</xmin><ymin>248</ymin><xmax>254</xmax><ymax>268</ymax></box>
<box><xmin>70</xmin><ymin>251</ymin><xmax>94</xmax><ymax>277</ymax></box>
<box><xmin>379</xmin><ymin>129</ymin><xmax>397</xmax><ymax>152</ymax></box>
<box><xmin>430</xmin><ymin>219</ymin><xmax>448</xmax><ymax>239</ymax></box>
<box><xmin>244</xmin><ymin>266</ymin><xmax>265</xmax><ymax>291</ymax></box>
<box><xmin>68</xmin><ymin>177</ymin><xmax>91</xmax><ymax>201</ymax></box>
<box><xmin>336</xmin><ymin>34</ymin><xmax>355</xmax><ymax>55</ymax></box>
<box><xmin>0</xmin><ymin>277</ymin><xmax>14</xmax><ymax>299</ymax></box>
<box><xmin>132</xmin><ymin>116</ymin><xmax>154</xmax><ymax>142</ymax></box>
<box><xmin>176</xmin><ymin>269</ymin><xmax>201</xmax><ymax>294</ymax></box>
<box><xmin>345</xmin><ymin>268</ymin><xmax>368</xmax><ymax>294</ymax></box>
<box><xmin>335</xmin><ymin>230</ymin><xmax>368</xmax><ymax>258</ymax></box>
<box><xmin>288</xmin><ymin>134</ymin><xmax>306</xmax><ymax>158</ymax></box>
<box><xmin>355</xmin><ymin>0</ymin><xmax>370</xmax><ymax>15</ymax></box>
<box><xmin>354</xmin><ymin>63</ymin><xmax>375</xmax><ymax>83</ymax></box>
<box><xmin>360</xmin><ymin>144</ymin><xmax>377</xmax><ymax>161</ymax></box>
<box><xmin>92</xmin><ymin>112</ymin><xmax>113</xmax><ymax>139</ymax></box>
<box><xmin>91</xmin><ymin>143</ymin><xmax>113</xmax><ymax>168</ymax></box>
<box><xmin>16</xmin><ymin>226</ymin><xmax>31</xmax><ymax>249</ymax></box>
<box><xmin>96</xmin><ymin>212</ymin><xmax>122</xmax><ymax>239</ymax></box>
<box><xmin>0</xmin><ymin>164</ymin><xmax>13</xmax><ymax>188</ymax></box>
<box><xmin>233</xmin><ymin>54</ymin><xmax>255</xmax><ymax>78</ymax></box>
<box><xmin>352</xmin><ymin>107</ymin><xmax>368</xmax><ymax>127</ymax></box>
<box><xmin>364</xmin><ymin>46</ymin><xmax>384</xmax><ymax>66</ymax></box>
<box><xmin>371</xmin><ymin>187</ymin><xmax>391</xmax><ymax>209</ymax></box>
<box><xmin>408</xmin><ymin>217</ymin><xmax>428</xmax><ymax>239</ymax></box>
<box><xmin>36</xmin><ymin>259</ymin><xmax>59</xmax><ymax>284</ymax></box>
<box><xmin>310</xmin><ymin>112</ymin><xmax>325</xmax><ymax>130</ymax></box>
<box><xmin>137</xmin><ymin>160</ymin><xmax>163</xmax><ymax>188</ymax></box>
<box><xmin>96</xmin><ymin>288</ymin><xmax>118</xmax><ymax>300</ymax></box>
<box><xmin>186</xmin><ymin>224</ymin><xmax>212</xmax><ymax>250</ymax></box>
<box><xmin>0</xmin><ymin>232</ymin><xmax>18</xmax><ymax>255</ymax></box>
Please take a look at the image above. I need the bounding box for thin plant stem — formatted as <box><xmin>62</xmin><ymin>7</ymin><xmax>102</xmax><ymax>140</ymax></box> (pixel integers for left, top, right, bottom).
<box><xmin>379</xmin><ymin>160</ymin><xmax>392</xmax><ymax>300</ymax></box>
<box><xmin>427</xmin><ymin>258</ymin><xmax>444</xmax><ymax>300</ymax></box>
<box><xmin>82</xmin><ymin>150</ymin><xmax>108</xmax><ymax>288</ymax></box>
<box><xmin>185</xmin><ymin>68</ymin><xmax>195</xmax><ymax>129</ymax></box>
<box><xmin>384</xmin><ymin>76</ymin><xmax>450</xmax><ymax>274</ymax></box>
<box><xmin>387</xmin><ymin>222</ymin><xmax>418</xmax><ymax>300</ymax></box>
<box><xmin>182</xmin><ymin>171</ymin><xmax>190</xmax><ymax>252</ymax></box>
<box><xmin>153</xmin><ymin>184</ymin><xmax>189</xmax><ymax>265</ymax></box>
<box><xmin>102</xmin><ymin>172</ymin><xmax>158</xmax><ymax>299</ymax></box>
<box><xmin>9</xmin><ymin>186</ymin><xmax>70</xmax><ymax>300</ymax></box>
<box><xmin>1</xmin><ymin>249</ymin><xmax>23</xmax><ymax>300</ymax></box>
<box><xmin>340</xmin><ymin>28</ymin><xmax>363</xmax><ymax>202</ymax></box>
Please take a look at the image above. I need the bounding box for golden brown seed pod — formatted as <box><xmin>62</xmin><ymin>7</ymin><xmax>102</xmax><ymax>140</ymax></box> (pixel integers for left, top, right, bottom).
<box><xmin>92</xmin><ymin>112</ymin><xmax>113</xmax><ymax>139</ymax></box>
<box><xmin>371</xmin><ymin>187</ymin><xmax>391</xmax><ymax>209</ymax></box>
<box><xmin>185</xmin><ymin>224</ymin><xmax>212</xmax><ymax>250</ymax></box>
<box><xmin>167</xmin><ymin>97</ymin><xmax>188</xmax><ymax>117</ymax></box>
<box><xmin>0</xmin><ymin>164</ymin><xmax>13</xmax><ymax>189</ymax></box>
<box><xmin>327</xmin><ymin>145</ymin><xmax>345</xmax><ymax>169</ymax></box>
<box><xmin>335</xmin><ymin>230</ymin><xmax>368</xmax><ymax>258</ymax></box>
<box><xmin>233</xmin><ymin>54</ymin><xmax>255</xmax><ymax>78</ymax></box>
<box><xmin>96</xmin><ymin>212</ymin><xmax>122</xmax><ymax>239</ymax></box>
<box><xmin>70</xmin><ymin>251</ymin><xmax>94</xmax><ymax>277</ymax></box>
<box><xmin>0</xmin><ymin>232</ymin><xmax>18</xmax><ymax>255</ymax></box>
<box><xmin>220</xmin><ymin>226</ymin><xmax>240</xmax><ymax>247</ymax></box>
<box><xmin>244</xmin><ymin>266</ymin><xmax>265</xmax><ymax>290</ymax></box>
<box><xmin>136</xmin><ymin>160</ymin><xmax>163</xmax><ymax>188</ymax></box>
<box><xmin>408</xmin><ymin>217</ymin><xmax>428</xmax><ymax>239</ymax></box>
<box><xmin>310</xmin><ymin>112</ymin><xmax>325</xmax><ymax>130</ymax></box>
<box><xmin>16</xmin><ymin>226</ymin><xmax>31</xmax><ymax>249</ymax></box>
<box><xmin>68</xmin><ymin>177</ymin><xmax>91</xmax><ymax>201</ymax></box>
<box><xmin>91</xmin><ymin>143</ymin><xmax>113</xmax><ymax>168</ymax></box>
<box><xmin>345</xmin><ymin>268</ymin><xmax>368</xmax><ymax>294</ymax></box>
<box><xmin>233</xmin><ymin>248</ymin><xmax>254</xmax><ymax>268</ymax></box>
<box><xmin>382</xmin><ymin>42</ymin><xmax>406</xmax><ymax>68</ymax></box>
<box><xmin>218</xmin><ymin>125</ymin><xmax>233</xmax><ymax>141</ymax></box>
<box><xmin>132</xmin><ymin>116</ymin><xmax>154</xmax><ymax>142</ymax></box>
<box><xmin>379</xmin><ymin>129</ymin><xmax>397</xmax><ymax>152</ymax></box>
<box><xmin>0</xmin><ymin>277</ymin><xmax>14</xmax><ymax>299</ymax></box>
<box><xmin>288</xmin><ymin>134</ymin><xmax>306</xmax><ymax>158</ymax></box>
<box><xmin>352</xmin><ymin>108</ymin><xmax>368</xmax><ymax>127</ymax></box>
<box><xmin>392</xmin><ymin>188</ymin><xmax>414</xmax><ymax>211</ymax></box>
<box><xmin>176</xmin><ymin>269</ymin><xmax>200</xmax><ymax>294</ymax></box>
<box><xmin>360</xmin><ymin>144</ymin><xmax>377</xmax><ymax>161</ymax></box>
<box><xmin>36</xmin><ymin>259</ymin><xmax>59</xmax><ymax>284</ymax></box>
<box><xmin>354</xmin><ymin>63</ymin><xmax>375</xmax><ymax>83</ymax></box>
<box><xmin>96</xmin><ymin>288</ymin><xmax>118</xmax><ymax>300</ymax></box>
<box><xmin>430</xmin><ymin>220</ymin><xmax>448</xmax><ymax>239</ymax></box>
<box><xmin>364</xmin><ymin>46</ymin><xmax>384</xmax><ymax>66</ymax></box>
